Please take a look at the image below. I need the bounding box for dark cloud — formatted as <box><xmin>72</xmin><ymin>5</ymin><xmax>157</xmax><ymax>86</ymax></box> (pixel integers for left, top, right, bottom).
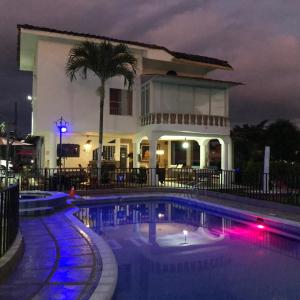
<box><xmin>0</xmin><ymin>0</ymin><xmax>299</xmax><ymax>135</ymax></box>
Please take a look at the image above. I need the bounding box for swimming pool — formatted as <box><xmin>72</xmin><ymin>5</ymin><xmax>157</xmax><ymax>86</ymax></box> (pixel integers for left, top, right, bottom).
<box><xmin>76</xmin><ymin>196</ymin><xmax>300</xmax><ymax>300</ymax></box>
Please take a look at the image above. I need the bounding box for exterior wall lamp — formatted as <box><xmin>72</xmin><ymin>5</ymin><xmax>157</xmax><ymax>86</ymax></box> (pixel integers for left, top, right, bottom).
<box><xmin>83</xmin><ymin>139</ymin><xmax>92</xmax><ymax>152</ymax></box>
<box><xmin>182</xmin><ymin>139</ymin><xmax>189</xmax><ymax>149</ymax></box>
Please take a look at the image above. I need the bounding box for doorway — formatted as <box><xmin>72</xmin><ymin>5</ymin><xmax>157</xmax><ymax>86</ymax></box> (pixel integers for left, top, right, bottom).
<box><xmin>120</xmin><ymin>145</ymin><xmax>128</xmax><ymax>169</ymax></box>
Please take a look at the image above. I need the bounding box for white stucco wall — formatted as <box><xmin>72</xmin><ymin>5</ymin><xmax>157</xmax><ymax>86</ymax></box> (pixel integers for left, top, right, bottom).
<box><xmin>34</xmin><ymin>39</ymin><xmax>140</xmax><ymax>136</ymax></box>
<box><xmin>29</xmin><ymin>35</ymin><xmax>233</xmax><ymax>168</ymax></box>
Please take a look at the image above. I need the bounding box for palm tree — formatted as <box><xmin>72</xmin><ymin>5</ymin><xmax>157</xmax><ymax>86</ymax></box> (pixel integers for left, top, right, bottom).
<box><xmin>65</xmin><ymin>41</ymin><xmax>137</xmax><ymax>182</ymax></box>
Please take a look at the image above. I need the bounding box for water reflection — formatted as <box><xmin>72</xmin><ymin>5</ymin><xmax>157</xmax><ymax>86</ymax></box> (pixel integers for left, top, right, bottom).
<box><xmin>76</xmin><ymin>201</ymin><xmax>228</xmax><ymax>245</ymax></box>
<box><xmin>76</xmin><ymin>199</ymin><xmax>300</xmax><ymax>300</ymax></box>
<box><xmin>76</xmin><ymin>200</ymin><xmax>300</xmax><ymax>259</ymax></box>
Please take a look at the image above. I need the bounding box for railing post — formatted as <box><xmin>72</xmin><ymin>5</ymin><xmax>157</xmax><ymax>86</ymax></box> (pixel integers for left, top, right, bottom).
<box><xmin>44</xmin><ymin>168</ymin><xmax>48</xmax><ymax>191</ymax></box>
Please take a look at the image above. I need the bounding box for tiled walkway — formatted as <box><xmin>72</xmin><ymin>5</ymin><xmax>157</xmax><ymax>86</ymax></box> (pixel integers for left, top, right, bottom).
<box><xmin>0</xmin><ymin>211</ymin><xmax>101</xmax><ymax>300</ymax></box>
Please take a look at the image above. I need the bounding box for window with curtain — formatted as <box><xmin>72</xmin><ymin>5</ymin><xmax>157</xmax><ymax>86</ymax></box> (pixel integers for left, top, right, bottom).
<box><xmin>141</xmin><ymin>84</ymin><xmax>150</xmax><ymax>115</ymax></box>
<box><xmin>210</xmin><ymin>89</ymin><xmax>225</xmax><ymax>116</ymax></box>
<box><xmin>110</xmin><ymin>88</ymin><xmax>132</xmax><ymax>116</ymax></box>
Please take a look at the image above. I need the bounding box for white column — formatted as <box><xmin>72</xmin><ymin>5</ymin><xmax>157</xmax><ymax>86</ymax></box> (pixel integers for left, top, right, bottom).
<box><xmin>149</xmin><ymin>138</ymin><xmax>157</xmax><ymax>168</ymax></box>
<box><xmin>186</xmin><ymin>142</ymin><xmax>191</xmax><ymax>167</ymax></box>
<box><xmin>227</xmin><ymin>138</ymin><xmax>233</xmax><ymax>170</ymax></box>
<box><xmin>132</xmin><ymin>142</ymin><xmax>138</xmax><ymax>168</ymax></box>
<box><xmin>148</xmin><ymin>136</ymin><xmax>159</xmax><ymax>185</ymax></box>
<box><xmin>197</xmin><ymin>139</ymin><xmax>209</xmax><ymax>169</ymax></box>
<box><xmin>221</xmin><ymin>140</ymin><xmax>228</xmax><ymax>171</ymax></box>
<box><xmin>167</xmin><ymin>141</ymin><xmax>172</xmax><ymax>167</ymax></box>
<box><xmin>114</xmin><ymin>138</ymin><xmax>121</xmax><ymax>165</ymax></box>
<box><xmin>133</xmin><ymin>136</ymin><xmax>142</xmax><ymax>168</ymax></box>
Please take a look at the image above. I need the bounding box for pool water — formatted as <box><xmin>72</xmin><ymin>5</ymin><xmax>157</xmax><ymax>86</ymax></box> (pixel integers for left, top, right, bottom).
<box><xmin>76</xmin><ymin>198</ymin><xmax>300</xmax><ymax>300</ymax></box>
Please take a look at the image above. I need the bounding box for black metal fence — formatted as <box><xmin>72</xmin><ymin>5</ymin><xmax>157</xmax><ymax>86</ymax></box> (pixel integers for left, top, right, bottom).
<box><xmin>15</xmin><ymin>167</ymin><xmax>300</xmax><ymax>205</ymax></box>
<box><xmin>0</xmin><ymin>184</ymin><xmax>19</xmax><ymax>257</ymax></box>
<box><xmin>215</xmin><ymin>170</ymin><xmax>300</xmax><ymax>205</ymax></box>
<box><xmin>18</xmin><ymin>167</ymin><xmax>300</xmax><ymax>205</ymax></box>
<box><xmin>18</xmin><ymin>167</ymin><xmax>203</xmax><ymax>191</ymax></box>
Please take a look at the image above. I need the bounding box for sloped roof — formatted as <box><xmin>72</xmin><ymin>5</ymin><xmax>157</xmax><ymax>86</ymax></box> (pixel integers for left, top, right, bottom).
<box><xmin>142</xmin><ymin>74</ymin><xmax>243</xmax><ymax>86</ymax></box>
<box><xmin>17</xmin><ymin>24</ymin><xmax>232</xmax><ymax>69</ymax></box>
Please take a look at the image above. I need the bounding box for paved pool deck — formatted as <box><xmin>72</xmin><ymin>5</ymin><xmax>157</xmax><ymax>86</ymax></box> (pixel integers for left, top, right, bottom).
<box><xmin>0</xmin><ymin>211</ymin><xmax>101</xmax><ymax>300</ymax></box>
<box><xmin>198</xmin><ymin>192</ymin><xmax>300</xmax><ymax>223</ymax></box>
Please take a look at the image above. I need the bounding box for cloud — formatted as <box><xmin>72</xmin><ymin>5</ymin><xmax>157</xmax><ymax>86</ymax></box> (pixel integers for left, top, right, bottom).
<box><xmin>0</xmin><ymin>0</ymin><xmax>299</xmax><ymax>134</ymax></box>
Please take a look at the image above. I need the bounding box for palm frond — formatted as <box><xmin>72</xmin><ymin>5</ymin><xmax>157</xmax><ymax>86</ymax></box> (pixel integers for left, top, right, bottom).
<box><xmin>66</xmin><ymin>40</ymin><xmax>137</xmax><ymax>89</ymax></box>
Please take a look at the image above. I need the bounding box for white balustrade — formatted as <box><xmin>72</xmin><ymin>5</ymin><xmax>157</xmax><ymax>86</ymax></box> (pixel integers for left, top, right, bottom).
<box><xmin>140</xmin><ymin>113</ymin><xmax>229</xmax><ymax>127</ymax></box>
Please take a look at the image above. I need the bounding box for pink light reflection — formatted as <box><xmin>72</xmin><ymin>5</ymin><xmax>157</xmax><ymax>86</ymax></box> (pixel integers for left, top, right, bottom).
<box><xmin>257</xmin><ymin>224</ymin><xmax>265</xmax><ymax>229</ymax></box>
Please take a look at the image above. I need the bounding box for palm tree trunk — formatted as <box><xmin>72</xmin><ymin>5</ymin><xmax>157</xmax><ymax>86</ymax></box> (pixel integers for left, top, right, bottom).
<box><xmin>97</xmin><ymin>82</ymin><xmax>105</xmax><ymax>185</ymax></box>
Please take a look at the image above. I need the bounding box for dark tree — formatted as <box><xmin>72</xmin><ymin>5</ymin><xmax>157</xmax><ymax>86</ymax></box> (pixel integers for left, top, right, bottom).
<box><xmin>231</xmin><ymin>120</ymin><xmax>267</xmax><ymax>167</ymax></box>
<box><xmin>265</xmin><ymin>119</ymin><xmax>300</xmax><ymax>162</ymax></box>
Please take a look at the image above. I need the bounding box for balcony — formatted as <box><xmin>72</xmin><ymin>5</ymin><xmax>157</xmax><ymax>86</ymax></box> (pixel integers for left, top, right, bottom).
<box><xmin>140</xmin><ymin>113</ymin><xmax>229</xmax><ymax>127</ymax></box>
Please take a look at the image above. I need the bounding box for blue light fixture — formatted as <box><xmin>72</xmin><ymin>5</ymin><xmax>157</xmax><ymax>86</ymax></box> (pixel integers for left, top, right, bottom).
<box><xmin>60</xmin><ymin>125</ymin><xmax>68</xmax><ymax>133</ymax></box>
<box><xmin>56</xmin><ymin>117</ymin><xmax>68</xmax><ymax>134</ymax></box>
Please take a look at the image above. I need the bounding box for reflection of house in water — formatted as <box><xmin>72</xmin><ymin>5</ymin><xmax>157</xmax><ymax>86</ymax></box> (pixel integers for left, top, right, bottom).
<box><xmin>77</xmin><ymin>200</ymin><xmax>300</xmax><ymax>263</ymax></box>
<box><xmin>77</xmin><ymin>200</ymin><xmax>232</xmax><ymax>241</ymax></box>
<box><xmin>76</xmin><ymin>200</ymin><xmax>300</xmax><ymax>299</ymax></box>
<box><xmin>76</xmin><ymin>201</ymin><xmax>233</xmax><ymax>299</ymax></box>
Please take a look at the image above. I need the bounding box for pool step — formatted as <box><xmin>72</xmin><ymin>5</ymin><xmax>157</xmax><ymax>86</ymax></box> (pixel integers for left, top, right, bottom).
<box><xmin>19</xmin><ymin>191</ymin><xmax>69</xmax><ymax>217</ymax></box>
<box><xmin>20</xmin><ymin>206</ymin><xmax>54</xmax><ymax>217</ymax></box>
<box><xmin>19</xmin><ymin>197</ymin><xmax>67</xmax><ymax>209</ymax></box>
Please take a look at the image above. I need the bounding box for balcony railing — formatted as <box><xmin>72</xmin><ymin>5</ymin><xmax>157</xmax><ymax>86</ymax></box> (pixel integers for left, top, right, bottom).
<box><xmin>140</xmin><ymin>113</ymin><xmax>229</xmax><ymax>127</ymax></box>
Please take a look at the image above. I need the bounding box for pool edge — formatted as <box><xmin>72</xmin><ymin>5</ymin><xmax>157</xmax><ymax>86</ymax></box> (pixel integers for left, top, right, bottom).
<box><xmin>65</xmin><ymin>207</ymin><xmax>118</xmax><ymax>300</ymax></box>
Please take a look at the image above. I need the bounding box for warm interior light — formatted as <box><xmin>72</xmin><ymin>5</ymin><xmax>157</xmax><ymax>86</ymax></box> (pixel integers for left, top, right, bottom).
<box><xmin>156</xmin><ymin>149</ymin><xmax>165</xmax><ymax>155</ymax></box>
<box><xmin>182</xmin><ymin>139</ymin><xmax>189</xmax><ymax>149</ymax></box>
<box><xmin>83</xmin><ymin>139</ymin><xmax>92</xmax><ymax>152</ymax></box>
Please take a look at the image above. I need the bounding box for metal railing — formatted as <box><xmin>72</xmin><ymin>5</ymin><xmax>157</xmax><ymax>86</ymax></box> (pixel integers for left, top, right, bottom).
<box><xmin>0</xmin><ymin>184</ymin><xmax>19</xmax><ymax>257</ymax></box>
<box><xmin>15</xmin><ymin>167</ymin><xmax>300</xmax><ymax>205</ymax></box>
<box><xmin>18</xmin><ymin>167</ymin><xmax>218</xmax><ymax>191</ymax></box>
<box><xmin>193</xmin><ymin>170</ymin><xmax>300</xmax><ymax>205</ymax></box>
<box><xmin>140</xmin><ymin>112</ymin><xmax>229</xmax><ymax>127</ymax></box>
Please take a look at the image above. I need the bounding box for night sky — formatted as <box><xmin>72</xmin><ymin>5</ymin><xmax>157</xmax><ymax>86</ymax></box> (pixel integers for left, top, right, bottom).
<box><xmin>0</xmin><ymin>0</ymin><xmax>299</xmax><ymax>136</ymax></box>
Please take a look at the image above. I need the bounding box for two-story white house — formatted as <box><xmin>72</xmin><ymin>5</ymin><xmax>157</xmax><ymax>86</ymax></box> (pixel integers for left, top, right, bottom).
<box><xmin>18</xmin><ymin>24</ymin><xmax>241</xmax><ymax>170</ymax></box>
